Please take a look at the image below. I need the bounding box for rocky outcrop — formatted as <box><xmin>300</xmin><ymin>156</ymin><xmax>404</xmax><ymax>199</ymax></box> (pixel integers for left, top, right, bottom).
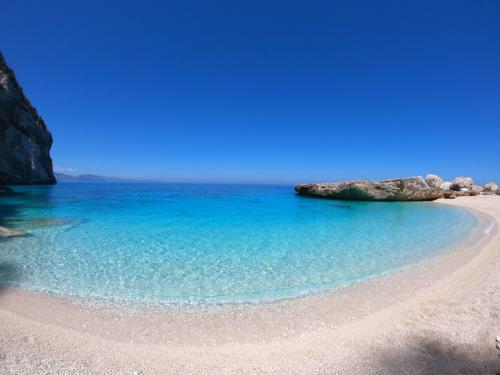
<box><xmin>483</xmin><ymin>182</ymin><xmax>498</xmax><ymax>194</ymax></box>
<box><xmin>440</xmin><ymin>181</ymin><xmax>452</xmax><ymax>190</ymax></box>
<box><xmin>442</xmin><ymin>190</ymin><xmax>456</xmax><ymax>199</ymax></box>
<box><xmin>296</xmin><ymin>175</ymin><xmax>499</xmax><ymax>201</ymax></box>
<box><xmin>295</xmin><ymin>177</ymin><xmax>443</xmax><ymax>202</ymax></box>
<box><xmin>425</xmin><ymin>174</ymin><xmax>444</xmax><ymax>189</ymax></box>
<box><xmin>450</xmin><ymin>177</ymin><xmax>474</xmax><ymax>191</ymax></box>
<box><xmin>471</xmin><ymin>185</ymin><xmax>483</xmax><ymax>193</ymax></box>
<box><xmin>0</xmin><ymin>52</ymin><xmax>55</xmax><ymax>184</ymax></box>
<box><xmin>455</xmin><ymin>189</ymin><xmax>479</xmax><ymax>197</ymax></box>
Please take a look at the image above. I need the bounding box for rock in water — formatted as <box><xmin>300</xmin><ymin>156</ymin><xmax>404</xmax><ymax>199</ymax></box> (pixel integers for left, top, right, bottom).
<box><xmin>450</xmin><ymin>177</ymin><xmax>474</xmax><ymax>191</ymax></box>
<box><xmin>425</xmin><ymin>174</ymin><xmax>444</xmax><ymax>189</ymax></box>
<box><xmin>0</xmin><ymin>226</ymin><xmax>26</xmax><ymax>238</ymax></box>
<box><xmin>0</xmin><ymin>186</ymin><xmax>14</xmax><ymax>196</ymax></box>
<box><xmin>295</xmin><ymin>177</ymin><xmax>443</xmax><ymax>201</ymax></box>
<box><xmin>0</xmin><ymin>52</ymin><xmax>55</xmax><ymax>184</ymax></box>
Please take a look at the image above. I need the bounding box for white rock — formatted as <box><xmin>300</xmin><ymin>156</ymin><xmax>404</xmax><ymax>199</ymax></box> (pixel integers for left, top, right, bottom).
<box><xmin>450</xmin><ymin>177</ymin><xmax>474</xmax><ymax>191</ymax></box>
<box><xmin>425</xmin><ymin>174</ymin><xmax>444</xmax><ymax>189</ymax></box>
<box><xmin>440</xmin><ymin>181</ymin><xmax>452</xmax><ymax>190</ymax></box>
<box><xmin>484</xmin><ymin>182</ymin><xmax>498</xmax><ymax>192</ymax></box>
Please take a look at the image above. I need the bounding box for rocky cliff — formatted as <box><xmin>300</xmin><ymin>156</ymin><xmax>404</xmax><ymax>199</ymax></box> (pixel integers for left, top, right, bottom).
<box><xmin>0</xmin><ymin>52</ymin><xmax>55</xmax><ymax>184</ymax></box>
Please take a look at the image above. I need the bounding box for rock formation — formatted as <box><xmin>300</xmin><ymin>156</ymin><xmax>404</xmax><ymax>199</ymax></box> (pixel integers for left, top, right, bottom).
<box><xmin>450</xmin><ymin>177</ymin><xmax>474</xmax><ymax>191</ymax></box>
<box><xmin>425</xmin><ymin>174</ymin><xmax>444</xmax><ymax>189</ymax></box>
<box><xmin>0</xmin><ymin>52</ymin><xmax>55</xmax><ymax>184</ymax></box>
<box><xmin>295</xmin><ymin>177</ymin><xmax>443</xmax><ymax>201</ymax></box>
<box><xmin>483</xmin><ymin>182</ymin><xmax>499</xmax><ymax>194</ymax></box>
<box><xmin>440</xmin><ymin>181</ymin><xmax>452</xmax><ymax>190</ymax></box>
<box><xmin>442</xmin><ymin>190</ymin><xmax>456</xmax><ymax>199</ymax></box>
<box><xmin>295</xmin><ymin>175</ymin><xmax>500</xmax><ymax>201</ymax></box>
<box><xmin>454</xmin><ymin>189</ymin><xmax>479</xmax><ymax>197</ymax></box>
<box><xmin>471</xmin><ymin>185</ymin><xmax>483</xmax><ymax>193</ymax></box>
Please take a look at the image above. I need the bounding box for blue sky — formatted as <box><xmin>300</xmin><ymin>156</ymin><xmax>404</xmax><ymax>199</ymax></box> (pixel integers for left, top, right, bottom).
<box><xmin>2</xmin><ymin>0</ymin><xmax>499</xmax><ymax>184</ymax></box>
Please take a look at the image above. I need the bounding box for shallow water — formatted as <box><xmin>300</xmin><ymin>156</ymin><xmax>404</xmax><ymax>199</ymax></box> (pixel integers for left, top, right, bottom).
<box><xmin>0</xmin><ymin>183</ymin><xmax>478</xmax><ymax>304</ymax></box>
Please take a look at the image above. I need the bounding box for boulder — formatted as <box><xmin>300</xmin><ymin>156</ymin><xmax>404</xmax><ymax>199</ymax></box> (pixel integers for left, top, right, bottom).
<box><xmin>471</xmin><ymin>185</ymin><xmax>483</xmax><ymax>193</ymax></box>
<box><xmin>454</xmin><ymin>189</ymin><xmax>478</xmax><ymax>197</ymax></box>
<box><xmin>295</xmin><ymin>176</ymin><xmax>443</xmax><ymax>202</ymax></box>
<box><xmin>450</xmin><ymin>177</ymin><xmax>474</xmax><ymax>191</ymax></box>
<box><xmin>425</xmin><ymin>174</ymin><xmax>444</xmax><ymax>189</ymax></box>
<box><xmin>440</xmin><ymin>181</ymin><xmax>452</xmax><ymax>190</ymax></box>
<box><xmin>442</xmin><ymin>190</ymin><xmax>456</xmax><ymax>199</ymax></box>
<box><xmin>483</xmin><ymin>182</ymin><xmax>498</xmax><ymax>194</ymax></box>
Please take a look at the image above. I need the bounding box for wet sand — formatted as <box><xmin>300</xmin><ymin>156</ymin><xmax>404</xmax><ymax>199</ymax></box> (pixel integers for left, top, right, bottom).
<box><xmin>0</xmin><ymin>195</ymin><xmax>499</xmax><ymax>374</ymax></box>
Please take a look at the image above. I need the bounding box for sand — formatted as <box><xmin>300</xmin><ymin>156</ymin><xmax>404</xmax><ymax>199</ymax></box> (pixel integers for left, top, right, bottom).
<box><xmin>0</xmin><ymin>195</ymin><xmax>499</xmax><ymax>374</ymax></box>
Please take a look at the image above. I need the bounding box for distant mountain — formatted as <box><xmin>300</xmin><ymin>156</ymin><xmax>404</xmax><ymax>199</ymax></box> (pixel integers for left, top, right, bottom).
<box><xmin>55</xmin><ymin>173</ymin><xmax>131</xmax><ymax>183</ymax></box>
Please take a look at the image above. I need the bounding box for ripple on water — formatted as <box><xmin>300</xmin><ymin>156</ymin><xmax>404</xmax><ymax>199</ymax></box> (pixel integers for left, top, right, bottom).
<box><xmin>0</xmin><ymin>183</ymin><xmax>479</xmax><ymax>304</ymax></box>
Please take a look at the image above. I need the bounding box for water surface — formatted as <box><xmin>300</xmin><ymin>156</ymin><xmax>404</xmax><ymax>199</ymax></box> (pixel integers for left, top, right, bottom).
<box><xmin>0</xmin><ymin>183</ymin><xmax>478</xmax><ymax>304</ymax></box>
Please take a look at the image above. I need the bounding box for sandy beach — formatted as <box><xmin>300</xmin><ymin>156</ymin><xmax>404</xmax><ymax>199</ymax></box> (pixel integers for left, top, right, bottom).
<box><xmin>0</xmin><ymin>195</ymin><xmax>499</xmax><ymax>374</ymax></box>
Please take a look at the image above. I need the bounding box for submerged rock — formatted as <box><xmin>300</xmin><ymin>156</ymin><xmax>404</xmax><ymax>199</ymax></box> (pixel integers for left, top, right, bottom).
<box><xmin>0</xmin><ymin>186</ymin><xmax>14</xmax><ymax>196</ymax></box>
<box><xmin>425</xmin><ymin>174</ymin><xmax>444</xmax><ymax>189</ymax></box>
<box><xmin>0</xmin><ymin>226</ymin><xmax>26</xmax><ymax>238</ymax></box>
<box><xmin>0</xmin><ymin>52</ymin><xmax>55</xmax><ymax>184</ymax></box>
<box><xmin>450</xmin><ymin>177</ymin><xmax>474</xmax><ymax>191</ymax></box>
<box><xmin>295</xmin><ymin>176</ymin><xmax>443</xmax><ymax>202</ymax></box>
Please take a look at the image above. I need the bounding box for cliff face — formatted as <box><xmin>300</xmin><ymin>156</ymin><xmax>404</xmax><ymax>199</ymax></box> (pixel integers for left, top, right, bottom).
<box><xmin>0</xmin><ymin>53</ymin><xmax>55</xmax><ymax>184</ymax></box>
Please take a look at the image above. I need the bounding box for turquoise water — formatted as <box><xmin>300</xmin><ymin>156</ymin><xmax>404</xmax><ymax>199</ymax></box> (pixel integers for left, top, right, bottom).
<box><xmin>0</xmin><ymin>184</ymin><xmax>478</xmax><ymax>304</ymax></box>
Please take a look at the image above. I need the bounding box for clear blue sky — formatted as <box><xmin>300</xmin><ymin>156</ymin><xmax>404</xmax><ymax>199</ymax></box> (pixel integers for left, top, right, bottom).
<box><xmin>2</xmin><ymin>0</ymin><xmax>499</xmax><ymax>184</ymax></box>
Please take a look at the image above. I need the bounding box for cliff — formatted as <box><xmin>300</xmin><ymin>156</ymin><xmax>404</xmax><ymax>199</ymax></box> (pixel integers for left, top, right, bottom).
<box><xmin>0</xmin><ymin>52</ymin><xmax>55</xmax><ymax>184</ymax></box>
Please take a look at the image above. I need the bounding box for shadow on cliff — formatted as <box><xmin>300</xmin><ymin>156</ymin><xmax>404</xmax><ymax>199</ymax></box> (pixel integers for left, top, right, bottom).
<box><xmin>372</xmin><ymin>337</ymin><xmax>500</xmax><ymax>375</ymax></box>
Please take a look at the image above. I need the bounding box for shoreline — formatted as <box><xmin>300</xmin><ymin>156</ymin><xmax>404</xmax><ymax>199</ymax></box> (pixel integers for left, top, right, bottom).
<box><xmin>0</xmin><ymin>196</ymin><xmax>499</xmax><ymax>373</ymax></box>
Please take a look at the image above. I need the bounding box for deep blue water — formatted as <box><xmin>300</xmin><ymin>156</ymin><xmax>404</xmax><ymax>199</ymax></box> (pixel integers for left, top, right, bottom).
<box><xmin>0</xmin><ymin>183</ymin><xmax>478</xmax><ymax>304</ymax></box>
